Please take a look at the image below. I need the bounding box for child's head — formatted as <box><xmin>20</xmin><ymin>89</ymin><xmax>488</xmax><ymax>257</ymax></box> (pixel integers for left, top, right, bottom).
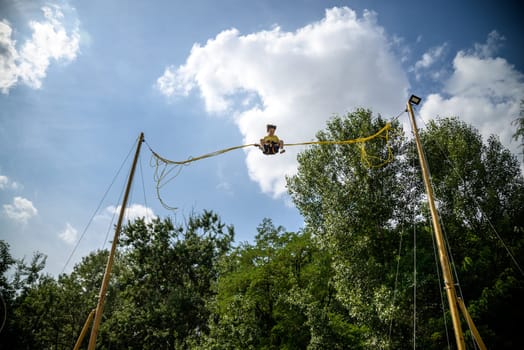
<box><xmin>267</xmin><ymin>124</ymin><xmax>277</xmax><ymax>133</ymax></box>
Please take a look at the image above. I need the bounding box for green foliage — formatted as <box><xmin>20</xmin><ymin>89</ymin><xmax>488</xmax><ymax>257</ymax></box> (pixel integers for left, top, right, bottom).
<box><xmin>61</xmin><ymin>250</ymin><xmax>112</xmax><ymax>349</ymax></box>
<box><xmin>1</xmin><ymin>110</ymin><xmax>523</xmax><ymax>349</ymax></box>
<box><xmin>200</xmin><ymin>219</ymin><xmax>366</xmax><ymax>349</ymax></box>
<box><xmin>101</xmin><ymin>211</ymin><xmax>234</xmax><ymax>349</ymax></box>
<box><xmin>288</xmin><ymin>111</ymin><xmax>524</xmax><ymax>348</ymax></box>
<box><xmin>0</xmin><ymin>240</ymin><xmax>16</xmax><ymax>314</ymax></box>
<box><xmin>288</xmin><ymin>110</ymin><xmax>409</xmax><ymax>347</ymax></box>
<box><xmin>512</xmin><ymin>99</ymin><xmax>524</xmax><ymax>160</ymax></box>
<box><xmin>0</xmin><ymin>244</ymin><xmax>56</xmax><ymax>348</ymax></box>
<box><xmin>416</xmin><ymin>118</ymin><xmax>524</xmax><ymax>348</ymax></box>
<box><xmin>0</xmin><ymin>211</ymin><xmax>234</xmax><ymax>349</ymax></box>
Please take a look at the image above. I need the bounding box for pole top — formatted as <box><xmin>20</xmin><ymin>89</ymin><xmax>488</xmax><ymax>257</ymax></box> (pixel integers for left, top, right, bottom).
<box><xmin>409</xmin><ymin>95</ymin><xmax>421</xmax><ymax>105</ymax></box>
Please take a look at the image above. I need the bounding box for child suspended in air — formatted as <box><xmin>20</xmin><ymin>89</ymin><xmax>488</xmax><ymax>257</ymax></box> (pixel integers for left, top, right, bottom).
<box><xmin>257</xmin><ymin>124</ymin><xmax>285</xmax><ymax>155</ymax></box>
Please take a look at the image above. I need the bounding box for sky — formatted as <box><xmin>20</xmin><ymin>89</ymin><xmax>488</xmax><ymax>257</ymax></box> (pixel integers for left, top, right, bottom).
<box><xmin>1</xmin><ymin>0</ymin><xmax>523</xmax><ymax>277</ymax></box>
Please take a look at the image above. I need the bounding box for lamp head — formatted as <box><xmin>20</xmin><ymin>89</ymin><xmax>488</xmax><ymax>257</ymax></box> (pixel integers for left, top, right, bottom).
<box><xmin>409</xmin><ymin>95</ymin><xmax>421</xmax><ymax>105</ymax></box>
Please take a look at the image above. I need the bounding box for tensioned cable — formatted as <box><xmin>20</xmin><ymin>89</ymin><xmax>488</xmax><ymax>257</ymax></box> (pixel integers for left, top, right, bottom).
<box><xmin>414</xmin><ymin>107</ymin><xmax>524</xmax><ymax>277</ymax></box>
<box><xmin>387</xmin><ymin>124</ymin><xmax>416</xmax><ymax>345</ymax></box>
<box><xmin>428</xmin><ymin>216</ymin><xmax>453</xmax><ymax>349</ymax></box>
<box><xmin>406</xmin><ymin>139</ymin><xmax>424</xmax><ymax>350</ymax></box>
<box><xmin>60</xmin><ymin>138</ymin><xmax>137</xmax><ymax>274</ymax></box>
<box><xmin>413</xmin><ymin>151</ymin><xmax>417</xmax><ymax>350</ymax></box>
<box><xmin>102</xmin><ymin>173</ymin><xmax>126</xmax><ymax>250</ymax></box>
<box><xmin>139</xmin><ymin>153</ymin><xmax>150</xmax><ymax>221</ymax></box>
<box><xmin>413</xmin><ymin>106</ymin><xmax>496</xmax><ymax>348</ymax></box>
<box><xmin>147</xmin><ymin>123</ymin><xmax>392</xmax><ymax>166</ymax></box>
<box><xmin>104</xmin><ymin>155</ymin><xmax>144</xmax><ymax>244</ymax></box>
<box><xmin>409</xmin><ymin>106</ymin><xmax>453</xmax><ymax>348</ymax></box>
<box><xmin>480</xmin><ymin>223</ymin><xmax>521</xmax><ymax>276</ymax></box>
<box><xmin>410</xmin><ymin>122</ymin><xmax>452</xmax><ymax>349</ymax></box>
<box><xmin>124</xmin><ymin>181</ymin><xmax>135</xmax><ymax>231</ymax></box>
<box><xmin>102</xmin><ymin>141</ymin><xmax>149</xmax><ymax>250</ymax></box>
<box><xmin>146</xmin><ymin>123</ymin><xmax>393</xmax><ymax>210</ymax></box>
<box><xmin>392</xmin><ymin>108</ymin><xmax>408</xmax><ymax>122</ymax></box>
<box><xmin>0</xmin><ymin>290</ymin><xmax>6</xmax><ymax>335</ymax></box>
<box><xmin>388</xmin><ymin>207</ymin><xmax>405</xmax><ymax>344</ymax></box>
<box><xmin>439</xmin><ymin>211</ymin><xmax>480</xmax><ymax>349</ymax></box>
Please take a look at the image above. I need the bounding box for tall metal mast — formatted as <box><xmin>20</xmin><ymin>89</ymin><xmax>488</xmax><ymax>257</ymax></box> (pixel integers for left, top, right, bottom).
<box><xmin>406</xmin><ymin>97</ymin><xmax>467</xmax><ymax>349</ymax></box>
<box><xmin>406</xmin><ymin>97</ymin><xmax>487</xmax><ymax>349</ymax></box>
<box><xmin>78</xmin><ymin>132</ymin><xmax>145</xmax><ymax>350</ymax></box>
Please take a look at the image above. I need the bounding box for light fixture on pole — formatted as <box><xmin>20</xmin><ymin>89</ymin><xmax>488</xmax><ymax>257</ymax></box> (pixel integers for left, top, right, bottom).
<box><xmin>409</xmin><ymin>94</ymin><xmax>421</xmax><ymax>105</ymax></box>
<box><xmin>406</xmin><ymin>96</ymin><xmax>467</xmax><ymax>350</ymax></box>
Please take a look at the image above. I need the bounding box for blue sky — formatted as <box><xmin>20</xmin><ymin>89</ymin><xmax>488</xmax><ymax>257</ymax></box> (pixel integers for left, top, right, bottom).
<box><xmin>1</xmin><ymin>0</ymin><xmax>523</xmax><ymax>276</ymax></box>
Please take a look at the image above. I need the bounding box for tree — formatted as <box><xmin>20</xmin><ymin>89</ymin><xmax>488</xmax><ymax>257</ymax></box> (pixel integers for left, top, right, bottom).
<box><xmin>288</xmin><ymin>110</ymin><xmax>408</xmax><ymax>347</ymax></box>
<box><xmin>0</xmin><ymin>241</ymin><xmax>16</xmax><ymax>346</ymax></box>
<box><xmin>417</xmin><ymin>118</ymin><xmax>524</xmax><ymax>348</ymax></box>
<box><xmin>512</xmin><ymin>99</ymin><xmax>524</xmax><ymax>159</ymax></box>
<box><xmin>287</xmin><ymin>110</ymin><xmax>524</xmax><ymax>348</ymax></box>
<box><xmin>1</xmin><ymin>211</ymin><xmax>234</xmax><ymax>350</ymax></box>
<box><xmin>100</xmin><ymin>211</ymin><xmax>234</xmax><ymax>349</ymax></box>
<box><xmin>0</xmin><ymin>245</ymin><xmax>110</xmax><ymax>350</ymax></box>
<box><xmin>0</xmin><ymin>244</ymin><xmax>55</xmax><ymax>349</ymax></box>
<box><xmin>61</xmin><ymin>250</ymin><xmax>113</xmax><ymax>349</ymax></box>
<box><xmin>201</xmin><ymin>219</ymin><xmax>366</xmax><ymax>349</ymax></box>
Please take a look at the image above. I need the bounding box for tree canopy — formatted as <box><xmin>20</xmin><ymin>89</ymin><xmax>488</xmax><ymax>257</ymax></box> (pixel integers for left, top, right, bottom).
<box><xmin>1</xmin><ymin>109</ymin><xmax>523</xmax><ymax>349</ymax></box>
<box><xmin>288</xmin><ymin>110</ymin><xmax>524</xmax><ymax>348</ymax></box>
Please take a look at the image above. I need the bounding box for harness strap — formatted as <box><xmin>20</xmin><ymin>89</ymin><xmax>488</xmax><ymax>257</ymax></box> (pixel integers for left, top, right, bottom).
<box><xmin>263</xmin><ymin>142</ymin><xmax>280</xmax><ymax>155</ymax></box>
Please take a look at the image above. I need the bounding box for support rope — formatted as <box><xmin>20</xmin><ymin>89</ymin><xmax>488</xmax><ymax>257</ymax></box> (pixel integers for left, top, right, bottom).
<box><xmin>415</xmin><ymin>108</ymin><xmax>524</xmax><ymax>277</ymax></box>
<box><xmin>146</xmin><ymin>123</ymin><xmax>393</xmax><ymax>210</ymax></box>
<box><xmin>61</xmin><ymin>137</ymin><xmax>138</xmax><ymax>274</ymax></box>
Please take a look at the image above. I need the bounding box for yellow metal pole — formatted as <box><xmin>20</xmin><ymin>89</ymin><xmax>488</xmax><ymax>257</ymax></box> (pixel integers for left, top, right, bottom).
<box><xmin>87</xmin><ymin>132</ymin><xmax>144</xmax><ymax>350</ymax></box>
<box><xmin>406</xmin><ymin>101</ymin><xmax>466</xmax><ymax>350</ymax></box>
<box><xmin>457</xmin><ymin>297</ymin><xmax>487</xmax><ymax>350</ymax></box>
<box><xmin>73</xmin><ymin>308</ymin><xmax>95</xmax><ymax>350</ymax></box>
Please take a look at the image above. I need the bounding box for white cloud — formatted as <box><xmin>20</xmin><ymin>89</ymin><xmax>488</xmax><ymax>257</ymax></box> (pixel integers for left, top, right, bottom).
<box><xmin>0</xmin><ymin>20</ymin><xmax>19</xmax><ymax>91</ymax></box>
<box><xmin>0</xmin><ymin>5</ymin><xmax>80</xmax><ymax>93</ymax></box>
<box><xmin>157</xmin><ymin>7</ymin><xmax>409</xmax><ymax>196</ymax></box>
<box><xmin>414</xmin><ymin>44</ymin><xmax>447</xmax><ymax>70</ymax></box>
<box><xmin>412</xmin><ymin>43</ymin><xmax>447</xmax><ymax>81</ymax></box>
<box><xmin>3</xmin><ymin>196</ymin><xmax>38</xmax><ymax>223</ymax></box>
<box><xmin>0</xmin><ymin>175</ymin><xmax>21</xmax><ymax>190</ymax></box>
<box><xmin>0</xmin><ymin>175</ymin><xmax>8</xmax><ymax>189</ymax></box>
<box><xmin>472</xmin><ymin>30</ymin><xmax>505</xmax><ymax>58</ymax></box>
<box><xmin>58</xmin><ymin>223</ymin><xmax>78</xmax><ymax>244</ymax></box>
<box><xmin>106</xmin><ymin>203</ymin><xmax>157</xmax><ymax>224</ymax></box>
<box><xmin>420</xmin><ymin>32</ymin><xmax>524</xmax><ymax>157</ymax></box>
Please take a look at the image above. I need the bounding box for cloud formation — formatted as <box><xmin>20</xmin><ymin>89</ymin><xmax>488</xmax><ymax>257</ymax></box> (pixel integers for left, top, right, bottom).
<box><xmin>413</xmin><ymin>43</ymin><xmax>448</xmax><ymax>81</ymax></box>
<box><xmin>157</xmin><ymin>7</ymin><xmax>409</xmax><ymax>196</ymax></box>
<box><xmin>3</xmin><ymin>196</ymin><xmax>38</xmax><ymax>223</ymax></box>
<box><xmin>0</xmin><ymin>5</ymin><xmax>80</xmax><ymax>93</ymax></box>
<box><xmin>106</xmin><ymin>203</ymin><xmax>157</xmax><ymax>224</ymax></box>
<box><xmin>0</xmin><ymin>175</ymin><xmax>21</xmax><ymax>190</ymax></box>
<box><xmin>58</xmin><ymin>223</ymin><xmax>78</xmax><ymax>244</ymax></box>
<box><xmin>420</xmin><ymin>31</ymin><xmax>524</xmax><ymax>156</ymax></box>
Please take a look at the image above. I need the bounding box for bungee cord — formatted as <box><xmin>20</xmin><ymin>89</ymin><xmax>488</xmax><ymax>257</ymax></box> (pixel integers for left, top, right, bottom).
<box><xmin>145</xmin><ymin>122</ymin><xmax>393</xmax><ymax>210</ymax></box>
